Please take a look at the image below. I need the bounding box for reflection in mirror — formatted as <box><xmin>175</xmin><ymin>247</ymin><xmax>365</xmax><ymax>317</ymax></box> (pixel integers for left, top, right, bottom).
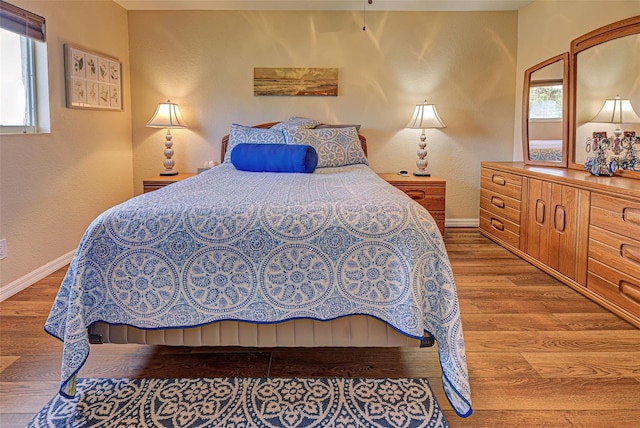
<box><xmin>574</xmin><ymin>32</ymin><xmax>640</xmax><ymax>168</ymax></box>
<box><xmin>522</xmin><ymin>53</ymin><xmax>568</xmax><ymax>166</ymax></box>
<box><xmin>569</xmin><ymin>15</ymin><xmax>640</xmax><ymax>177</ymax></box>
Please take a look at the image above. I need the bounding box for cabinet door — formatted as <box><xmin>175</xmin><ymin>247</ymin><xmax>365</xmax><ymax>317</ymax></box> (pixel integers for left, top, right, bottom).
<box><xmin>523</xmin><ymin>178</ymin><xmax>551</xmax><ymax>261</ymax></box>
<box><xmin>523</xmin><ymin>178</ymin><xmax>589</xmax><ymax>283</ymax></box>
<box><xmin>553</xmin><ymin>184</ymin><xmax>589</xmax><ymax>283</ymax></box>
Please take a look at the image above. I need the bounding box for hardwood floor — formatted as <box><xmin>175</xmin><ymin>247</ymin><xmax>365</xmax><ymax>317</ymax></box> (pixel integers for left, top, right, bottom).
<box><xmin>1</xmin><ymin>228</ymin><xmax>639</xmax><ymax>427</ymax></box>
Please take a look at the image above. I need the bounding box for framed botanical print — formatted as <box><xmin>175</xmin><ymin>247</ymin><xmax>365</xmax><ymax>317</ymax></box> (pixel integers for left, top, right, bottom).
<box><xmin>64</xmin><ymin>44</ymin><xmax>122</xmax><ymax>110</ymax></box>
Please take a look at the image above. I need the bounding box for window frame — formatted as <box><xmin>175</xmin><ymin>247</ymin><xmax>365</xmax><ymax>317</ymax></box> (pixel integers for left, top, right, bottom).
<box><xmin>528</xmin><ymin>79</ymin><xmax>564</xmax><ymax>122</ymax></box>
<box><xmin>0</xmin><ymin>0</ymin><xmax>46</xmax><ymax>134</ymax></box>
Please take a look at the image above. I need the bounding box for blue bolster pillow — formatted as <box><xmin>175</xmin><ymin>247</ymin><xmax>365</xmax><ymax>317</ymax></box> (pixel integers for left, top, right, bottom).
<box><xmin>231</xmin><ymin>143</ymin><xmax>318</xmax><ymax>173</ymax></box>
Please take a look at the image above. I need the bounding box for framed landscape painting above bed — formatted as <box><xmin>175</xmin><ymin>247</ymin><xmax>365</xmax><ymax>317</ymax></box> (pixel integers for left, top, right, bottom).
<box><xmin>254</xmin><ymin>67</ymin><xmax>338</xmax><ymax>96</ymax></box>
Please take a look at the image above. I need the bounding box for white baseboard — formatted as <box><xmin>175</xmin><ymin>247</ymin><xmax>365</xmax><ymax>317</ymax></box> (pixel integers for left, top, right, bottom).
<box><xmin>0</xmin><ymin>250</ymin><xmax>74</xmax><ymax>302</ymax></box>
<box><xmin>445</xmin><ymin>218</ymin><xmax>479</xmax><ymax>228</ymax></box>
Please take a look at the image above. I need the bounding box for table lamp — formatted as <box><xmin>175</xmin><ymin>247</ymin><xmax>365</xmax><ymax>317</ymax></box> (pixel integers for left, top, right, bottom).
<box><xmin>585</xmin><ymin>95</ymin><xmax>640</xmax><ymax>175</ymax></box>
<box><xmin>591</xmin><ymin>95</ymin><xmax>640</xmax><ymax>139</ymax></box>
<box><xmin>146</xmin><ymin>100</ymin><xmax>188</xmax><ymax>176</ymax></box>
<box><xmin>406</xmin><ymin>100</ymin><xmax>446</xmax><ymax>176</ymax></box>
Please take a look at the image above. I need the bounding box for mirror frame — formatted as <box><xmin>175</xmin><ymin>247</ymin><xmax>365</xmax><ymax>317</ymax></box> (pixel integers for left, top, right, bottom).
<box><xmin>522</xmin><ymin>52</ymin><xmax>569</xmax><ymax>167</ymax></box>
<box><xmin>568</xmin><ymin>15</ymin><xmax>640</xmax><ymax>175</ymax></box>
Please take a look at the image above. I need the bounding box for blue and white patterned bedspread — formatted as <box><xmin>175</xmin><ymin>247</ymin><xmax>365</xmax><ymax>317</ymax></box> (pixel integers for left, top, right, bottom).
<box><xmin>44</xmin><ymin>163</ymin><xmax>472</xmax><ymax>417</ymax></box>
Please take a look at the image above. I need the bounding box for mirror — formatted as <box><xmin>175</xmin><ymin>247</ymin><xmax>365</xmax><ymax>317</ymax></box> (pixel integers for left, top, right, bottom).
<box><xmin>569</xmin><ymin>15</ymin><xmax>640</xmax><ymax>177</ymax></box>
<box><xmin>522</xmin><ymin>53</ymin><xmax>569</xmax><ymax>166</ymax></box>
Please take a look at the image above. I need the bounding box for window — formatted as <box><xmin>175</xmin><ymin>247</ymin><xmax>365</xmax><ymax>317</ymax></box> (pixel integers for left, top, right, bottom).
<box><xmin>0</xmin><ymin>27</ymin><xmax>35</xmax><ymax>131</ymax></box>
<box><xmin>528</xmin><ymin>80</ymin><xmax>563</xmax><ymax>121</ymax></box>
<box><xmin>0</xmin><ymin>0</ymin><xmax>46</xmax><ymax>134</ymax></box>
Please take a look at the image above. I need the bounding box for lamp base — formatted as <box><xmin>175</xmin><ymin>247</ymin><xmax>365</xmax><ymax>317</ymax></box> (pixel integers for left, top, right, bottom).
<box><xmin>413</xmin><ymin>171</ymin><xmax>431</xmax><ymax>177</ymax></box>
<box><xmin>160</xmin><ymin>170</ymin><xmax>179</xmax><ymax>176</ymax></box>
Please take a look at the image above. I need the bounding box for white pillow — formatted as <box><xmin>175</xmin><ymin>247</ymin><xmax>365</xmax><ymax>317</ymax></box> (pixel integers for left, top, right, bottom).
<box><xmin>283</xmin><ymin>126</ymin><xmax>367</xmax><ymax>168</ymax></box>
<box><xmin>271</xmin><ymin>116</ymin><xmax>320</xmax><ymax>131</ymax></box>
<box><xmin>225</xmin><ymin>124</ymin><xmax>285</xmax><ymax>163</ymax></box>
<box><xmin>316</xmin><ymin>124</ymin><xmax>361</xmax><ymax>132</ymax></box>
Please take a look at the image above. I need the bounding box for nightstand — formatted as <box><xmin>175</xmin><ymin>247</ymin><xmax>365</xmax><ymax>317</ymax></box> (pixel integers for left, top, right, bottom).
<box><xmin>143</xmin><ymin>173</ymin><xmax>196</xmax><ymax>193</ymax></box>
<box><xmin>379</xmin><ymin>173</ymin><xmax>446</xmax><ymax>236</ymax></box>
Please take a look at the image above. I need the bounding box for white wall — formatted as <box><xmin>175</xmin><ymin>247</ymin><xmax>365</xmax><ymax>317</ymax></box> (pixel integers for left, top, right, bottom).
<box><xmin>128</xmin><ymin>10</ymin><xmax>519</xmax><ymax>223</ymax></box>
<box><xmin>0</xmin><ymin>0</ymin><xmax>133</xmax><ymax>292</ymax></box>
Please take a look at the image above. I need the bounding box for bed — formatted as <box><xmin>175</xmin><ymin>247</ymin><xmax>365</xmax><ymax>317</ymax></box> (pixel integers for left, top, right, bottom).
<box><xmin>44</xmin><ymin>119</ymin><xmax>472</xmax><ymax>417</ymax></box>
<box><xmin>529</xmin><ymin>139</ymin><xmax>563</xmax><ymax>162</ymax></box>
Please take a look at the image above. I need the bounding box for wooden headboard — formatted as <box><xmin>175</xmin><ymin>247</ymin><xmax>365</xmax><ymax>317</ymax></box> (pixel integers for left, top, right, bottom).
<box><xmin>220</xmin><ymin>122</ymin><xmax>368</xmax><ymax>161</ymax></box>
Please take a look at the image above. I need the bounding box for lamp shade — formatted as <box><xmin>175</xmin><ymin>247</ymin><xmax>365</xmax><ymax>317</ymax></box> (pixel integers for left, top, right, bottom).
<box><xmin>146</xmin><ymin>100</ymin><xmax>188</xmax><ymax>128</ymax></box>
<box><xmin>406</xmin><ymin>100</ymin><xmax>446</xmax><ymax>129</ymax></box>
<box><xmin>591</xmin><ymin>95</ymin><xmax>640</xmax><ymax>124</ymax></box>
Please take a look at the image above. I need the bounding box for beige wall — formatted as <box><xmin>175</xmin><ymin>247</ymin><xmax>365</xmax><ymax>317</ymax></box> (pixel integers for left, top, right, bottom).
<box><xmin>0</xmin><ymin>1</ymin><xmax>133</xmax><ymax>289</ymax></box>
<box><xmin>514</xmin><ymin>0</ymin><xmax>640</xmax><ymax>160</ymax></box>
<box><xmin>7</xmin><ymin>1</ymin><xmax>638</xmax><ymax>294</ymax></box>
<box><xmin>128</xmin><ymin>10</ymin><xmax>518</xmax><ymax>222</ymax></box>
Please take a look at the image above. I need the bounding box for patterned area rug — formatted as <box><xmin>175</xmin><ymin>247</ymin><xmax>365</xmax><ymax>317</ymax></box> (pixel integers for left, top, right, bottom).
<box><xmin>28</xmin><ymin>377</ymin><xmax>448</xmax><ymax>427</ymax></box>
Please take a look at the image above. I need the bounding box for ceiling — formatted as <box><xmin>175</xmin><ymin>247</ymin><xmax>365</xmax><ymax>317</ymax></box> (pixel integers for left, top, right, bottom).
<box><xmin>113</xmin><ymin>0</ymin><xmax>534</xmax><ymax>11</ymax></box>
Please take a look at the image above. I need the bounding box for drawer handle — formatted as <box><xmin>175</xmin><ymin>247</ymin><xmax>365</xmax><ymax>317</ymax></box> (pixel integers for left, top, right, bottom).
<box><xmin>492</xmin><ymin>175</ymin><xmax>506</xmax><ymax>186</ymax></box>
<box><xmin>620</xmin><ymin>281</ymin><xmax>640</xmax><ymax>305</ymax></box>
<box><xmin>405</xmin><ymin>190</ymin><xmax>425</xmax><ymax>200</ymax></box>
<box><xmin>623</xmin><ymin>208</ymin><xmax>640</xmax><ymax>227</ymax></box>
<box><xmin>554</xmin><ymin>205</ymin><xmax>566</xmax><ymax>232</ymax></box>
<box><xmin>535</xmin><ymin>199</ymin><xmax>546</xmax><ymax>225</ymax></box>
<box><xmin>621</xmin><ymin>244</ymin><xmax>640</xmax><ymax>265</ymax></box>
<box><xmin>491</xmin><ymin>218</ymin><xmax>504</xmax><ymax>231</ymax></box>
<box><xmin>491</xmin><ymin>196</ymin><xmax>505</xmax><ymax>208</ymax></box>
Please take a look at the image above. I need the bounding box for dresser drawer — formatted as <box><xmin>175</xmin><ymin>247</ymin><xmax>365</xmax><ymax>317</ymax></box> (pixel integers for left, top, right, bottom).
<box><xmin>480</xmin><ymin>188</ymin><xmax>521</xmax><ymax>224</ymax></box>
<box><xmin>143</xmin><ymin>173</ymin><xmax>196</xmax><ymax>193</ymax></box>
<box><xmin>479</xmin><ymin>209</ymin><xmax>520</xmax><ymax>248</ymax></box>
<box><xmin>589</xmin><ymin>226</ymin><xmax>640</xmax><ymax>281</ymax></box>
<box><xmin>590</xmin><ymin>194</ymin><xmax>640</xmax><ymax>237</ymax></box>
<box><xmin>588</xmin><ymin>259</ymin><xmax>640</xmax><ymax>317</ymax></box>
<box><xmin>143</xmin><ymin>185</ymin><xmax>165</xmax><ymax>193</ymax></box>
<box><xmin>392</xmin><ymin>184</ymin><xmax>446</xmax><ymax>211</ymax></box>
<box><xmin>481</xmin><ymin>168</ymin><xmax>522</xmax><ymax>200</ymax></box>
<box><xmin>379</xmin><ymin>174</ymin><xmax>446</xmax><ymax>237</ymax></box>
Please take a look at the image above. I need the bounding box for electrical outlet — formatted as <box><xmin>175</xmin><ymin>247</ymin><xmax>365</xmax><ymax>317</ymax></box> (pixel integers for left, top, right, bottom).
<box><xmin>0</xmin><ymin>239</ymin><xmax>6</xmax><ymax>260</ymax></box>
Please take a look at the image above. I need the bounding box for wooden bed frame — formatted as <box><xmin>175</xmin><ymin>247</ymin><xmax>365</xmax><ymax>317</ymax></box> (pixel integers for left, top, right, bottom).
<box><xmin>90</xmin><ymin>123</ymin><xmax>434</xmax><ymax>349</ymax></box>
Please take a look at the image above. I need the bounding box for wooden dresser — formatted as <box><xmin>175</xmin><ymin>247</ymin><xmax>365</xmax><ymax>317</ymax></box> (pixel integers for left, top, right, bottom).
<box><xmin>480</xmin><ymin>162</ymin><xmax>640</xmax><ymax>327</ymax></box>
